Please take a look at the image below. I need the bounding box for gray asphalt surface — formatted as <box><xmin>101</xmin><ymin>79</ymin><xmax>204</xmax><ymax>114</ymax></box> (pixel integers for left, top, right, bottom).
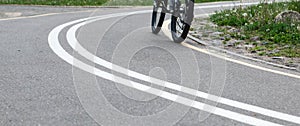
<box><xmin>1</xmin><ymin>1</ymin><xmax>300</xmax><ymax>126</ymax></box>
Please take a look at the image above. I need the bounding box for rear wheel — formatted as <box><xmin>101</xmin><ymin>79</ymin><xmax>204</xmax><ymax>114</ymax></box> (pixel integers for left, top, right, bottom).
<box><xmin>151</xmin><ymin>0</ymin><xmax>166</xmax><ymax>34</ymax></box>
<box><xmin>171</xmin><ymin>0</ymin><xmax>194</xmax><ymax>43</ymax></box>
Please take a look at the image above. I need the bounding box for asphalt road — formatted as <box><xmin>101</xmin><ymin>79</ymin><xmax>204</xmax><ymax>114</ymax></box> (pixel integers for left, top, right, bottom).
<box><xmin>1</xmin><ymin>1</ymin><xmax>300</xmax><ymax>126</ymax></box>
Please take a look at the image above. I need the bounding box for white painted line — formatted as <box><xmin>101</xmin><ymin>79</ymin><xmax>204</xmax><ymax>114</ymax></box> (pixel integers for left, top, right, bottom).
<box><xmin>182</xmin><ymin>42</ymin><xmax>300</xmax><ymax>78</ymax></box>
<box><xmin>162</xmin><ymin>13</ymin><xmax>300</xmax><ymax>124</ymax></box>
<box><xmin>162</xmin><ymin>18</ymin><xmax>300</xmax><ymax>80</ymax></box>
<box><xmin>48</xmin><ymin>11</ymin><xmax>283</xmax><ymax>126</ymax></box>
<box><xmin>67</xmin><ymin>12</ymin><xmax>300</xmax><ymax>125</ymax></box>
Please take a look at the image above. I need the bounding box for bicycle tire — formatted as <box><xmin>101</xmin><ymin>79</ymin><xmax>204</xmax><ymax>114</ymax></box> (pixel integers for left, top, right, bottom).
<box><xmin>171</xmin><ymin>0</ymin><xmax>194</xmax><ymax>43</ymax></box>
<box><xmin>151</xmin><ymin>2</ymin><xmax>166</xmax><ymax>34</ymax></box>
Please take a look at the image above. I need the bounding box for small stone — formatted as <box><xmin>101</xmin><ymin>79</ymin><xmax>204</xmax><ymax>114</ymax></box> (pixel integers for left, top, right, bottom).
<box><xmin>205</xmin><ymin>30</ymin><xmax>214</xmax><ymax>34</ymax></box>
<box><xmin>272</xmin><ymin>57</ymin><xmax>285</xmax><ymax>61</ymax></box>
<box><xmin>283</xmin><ymin>45</ymin><xmax>290</xmax><ymax>48</ymax></box>
<box><xmin>211</xmin><ymin>40</ymin><xmax>223</xmax><ymax>46</ymax></box>
<box><xmin>194</xmin><ymin>34</ymin><xmax>202</xmax><ymax>38</ymax></box>
<box><xmin>236</xmin><ymin>45</ymin><xmax>243</xmax><ymax>49</ymax></box>
<box><xmin>286</xmin><ymin>63</ymin><xmax>297</xmax><ymax>67</ymax></box>
<box><xmin>228</xmin><ymin>28</ymin><xmax>236</xmax><ymax>33</ymax></box>
<box><xmin>199</xmin><ymin>22</ymin><xmax>207</xmax><ymax>25</ymax></box>
<box><xmin>202</xmin><ymin>33</ymin><xmax>209</xmax><ymax>37</ymax></box>
<box><xmin>262</xmin><ymin>41</ymin><xmax>269</xmax><ymax>45</ymax></box>
<box><xmin>267</xmin><ymin>50</ymin><xmax>280</xmax><ymax>55</ymax></box>
<box><xmin>191</xmin><ymin>33</ymin><xmax>199</xmax><ymax>37</ymax></box>
<box><xmin>209</xmin><ymin>32</ymin><xmax>224</xmax><ymax>39</ymax></box>
<box><xmin>190</xmin><ymin>31</ymin><xmax>197</xmax><ymax>34</ymax></box>
<box><xmin>237</xmin><ymin>50</ymin><xmax>244</xmax><ymax>54</ymax></box>
<box><xmin>244</xmin><ymin>45</ymin><xmax>254</xmax><ymax>50</ymax></box>
<box><xmin>274</xmin><ymin>10</ymin><xmax>300</xmax><ymax>23</ymax></box>
<box><xmin>210</xmin><ymin>24</ymin><xmax>218</xmax><ymax>28</ymax></box>
<box><xmin>225</xmin><ymin>40</ymin><xmax>237</xmax><ymax>47</ymax></box>
<box><xmin>240</xmin><ymin>34</ymin><xmax>247</xmax><ymax>39</ymax></box>
<box><xmin>274</xmin><ymin>50</ymin><xmax>280</xmax><ymax>53</ymax></box>
<box><xmin>225</xmin><ymin>34</ymin><xmax>231</xmax><ymax>38</ymax></box>
<box><xmin>250</xmin><ymin>36</ymin><xmax>260</xmax><ymax>41</ymax></box>
<box><xmin>225</xmin><ymin>26</ymin><xmax>232</xmax><ymax>29</ymax></box>
<box><xmin>210</xmin><ymin>32</ymin><xmax>224</xmax><ymax>36</ymax></box>
<box><xmin>203</xmin><ymin>37</ymin><xmax>212</xmax><ymax>41</ymax></box>
<box><xmin>266</xmin><ymin>51</ymin><xmax>274</xmax><ymax>55</ymax></box>
<box><xmin>296</xmin><ymin>65</ymin><xmax>300</xmax><ymax>72</ymax></box>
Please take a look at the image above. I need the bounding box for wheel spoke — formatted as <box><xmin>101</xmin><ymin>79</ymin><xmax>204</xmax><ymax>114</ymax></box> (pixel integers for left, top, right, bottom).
<box><xmin>170</xmin><ymin>0</ymin><xmax>194</xmax><ymax>42</ymax></box>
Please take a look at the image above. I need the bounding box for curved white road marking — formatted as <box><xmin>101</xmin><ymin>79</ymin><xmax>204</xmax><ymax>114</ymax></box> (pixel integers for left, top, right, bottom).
<box><xmin>48</xmin><ymin>11</ymin><xmax>284</xmax><ymax>126</ymax></box>
<box><xmin>162</xmin><ymin>17</ymin><xmax>300</xmax><ymax>80</ymax></box>
<box><xmin>66</xmin><ymin>12</ymin><xmax>300</xmax><ymax>125</ymax></box>
<box><xmin>47</xmin><ymin>2</ymin><xmax>300</xmax><ymax>125</ymax></box>
<box><xmin>182</xmin><ymin>42</ymin><xmax>300</xmax><ymax>79</ymax></box>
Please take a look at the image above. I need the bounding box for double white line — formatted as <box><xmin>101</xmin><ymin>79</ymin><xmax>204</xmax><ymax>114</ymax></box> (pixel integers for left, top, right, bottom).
<box><xmin>48</xmin><ymin>4</ymin><xmax>300</xmax><ymax>126</ymax></box>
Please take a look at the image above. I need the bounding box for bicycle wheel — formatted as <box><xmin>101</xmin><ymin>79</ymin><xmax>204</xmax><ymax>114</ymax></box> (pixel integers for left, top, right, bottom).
<box><xmin>151</xmin><ymin>0</ymin><xmax>166</xmax><ymax>34</ymax></box>
<box><xmin>171</xmin><ymin>0</ymin><xmax>194</xmax><ymax>43</ymax></box>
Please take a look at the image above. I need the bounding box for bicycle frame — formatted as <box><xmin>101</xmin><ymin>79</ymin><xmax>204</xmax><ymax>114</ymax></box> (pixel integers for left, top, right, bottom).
<box><xmin>151</xmin><ymin>0</ymin><xmax>194</xmax><ymax>42</ymax></box>
<box><xmin>154</xmin><ymin>0</ymin><xmax>187</xmax><ymax>20</ymax></box>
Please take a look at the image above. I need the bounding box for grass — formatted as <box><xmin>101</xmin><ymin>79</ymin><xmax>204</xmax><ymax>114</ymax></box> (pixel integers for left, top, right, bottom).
<box><xmin>0</xmin><ymin>0</ymin><xmax>234</xmax><ymax>6</ymax></box>
<box><xmin>210</xmin><ymin>0</ymin><xmax>300</xmax><ymax>57</ymax></box>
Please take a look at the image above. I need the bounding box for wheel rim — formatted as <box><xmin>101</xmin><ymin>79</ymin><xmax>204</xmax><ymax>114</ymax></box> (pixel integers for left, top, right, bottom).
<box><xmin>174</xmin><ymin>3</ymin><xmax>187</xmax><ymax>37</ymax></box>
<box><xmin>152</xmin><ymin>1</ymin><xmax>163</xmax><ymax>31</ymax></box>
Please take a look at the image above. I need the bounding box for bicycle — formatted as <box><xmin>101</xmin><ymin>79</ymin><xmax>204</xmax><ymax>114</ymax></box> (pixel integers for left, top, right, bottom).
<box><xmin>151</xmin><ymin>0</ymin><xmax>194</xmax><ymax>43</ymax></box>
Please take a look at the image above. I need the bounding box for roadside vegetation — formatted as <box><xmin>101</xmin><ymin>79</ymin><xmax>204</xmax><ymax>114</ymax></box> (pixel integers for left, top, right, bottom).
<box><xmin>0</xmin><ymin>0</ymin><xmax>233</xmax><ymax>6</ymax></box>
<box><xmin>210</xmin><ymin>0</ymin><xmax>300</xmax><ymax>58</ymax></box>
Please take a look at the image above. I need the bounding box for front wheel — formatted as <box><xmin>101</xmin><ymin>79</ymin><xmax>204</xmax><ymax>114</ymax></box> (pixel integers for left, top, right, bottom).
<box><xmin>171</xmin><ymin>16</ymin><xmax>190</xmax><ymax>43</ymax></box>
<box><xmin>171</xmin><ymin>0</ymin><xmax>194</xmax><ymax>43</ymax></box>
<box><xmin>151</xmin><ymin>1</ymin><xmax>166</xmax><ymax>34</ymax></box>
